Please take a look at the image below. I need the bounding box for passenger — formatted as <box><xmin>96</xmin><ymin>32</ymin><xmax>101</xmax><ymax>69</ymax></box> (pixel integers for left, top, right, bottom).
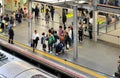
<box><xmin>34</xmin><ymin>5</ymin><xmax>39</xmax><ymax>19</ymax></box>
<box><xmin>1</xmin><ymin>18</ymin><xmax>5</xmax><ymax>32</ymax></box>
<box><xmin>41</xmin><ymin>32</ymin><xmax>46</xmax><ymax>51</ymax></box>
<box><xmin>62</xmin><ymin>10</ymin><xmax>67</xmax><ymax>30</ymax></box>
<box><xmin>47</xmin><ymin>33</ymin><xmax>54</xmax><ymax>54</ymax></box>
<box><xmin>78</xmin><ymin>26</ymin><xmax>83</xmax><ymax>43</ymax></box>
<box><xmin>23</xmin><ymin>8</ymin><xmax>28</xmax><ymax>19</ymax></box>
<box><xmin>70</xmin><ymin>26</ymin><xmax>74</xmax><ymax>43</ymax></box>
<box><xmin>4</xmin><ymin>14</ymin><xmax>9</xmax><ymax>23</ymax></box>
<box><xmin>41</xmin><ymin>4</ymin><xmax>44</xmax><ymax>13</ymax></box>
<box><xmin>88</xmin><ymin>23</ymin><xmax>93</xmax><ymax>39</ymax></box>
<box><xmin>67</xmin><ymin>26</ymin><xmax>72</xmax><ymax>46</ymax></box>
<box><xmin>64</xmin><ymin>32</ymin><xmax>70</xmax><ymax>49</ymax></box>
<box><xmin>55</xmin><ymin>41</ymin><xmax>64</xmax><ymax>55</ymax></box>
<box><xmin>53</xmin><ymin>31</ymin><xmax>59</xmax><ymax>48</ymax></box>
<box><xmin>8</xmin><ymin>27</ymin><xmax>14</xmax><ymax>44</ymax></box>
<box><xmin>58</xmin><ymin>26</ymin><xmax>64</xmax><ymax>37</ymax></box>
<box><xmin>114</xmin><ymin>72</ymin><xmax>120</xmax><ymax>78</ymax></box>
<box><xmin>45</xmin><ymin>10</ymin><xmax>50</xmax><ymax>24</ymax></box>
<box><xmin>106</xmin><ymin>14</ymin><xmax>112</xmax><ymax>25</ymax></box>
<box><xmin>117</xmin><ymin>56</ymin><xmax>120</xmax><ymax>73</ymax></box>
<box><xmin>32</xmin><ymin>30</ymin><xmax>39</xmax><ymax>52</ymax></box>
<box><xmin>50</xmin><ymin>27</ymin><xmax>55</xmax><ymax>35</ymax></box>
<box><xmin>78</xmin><ymin>22</ymin><xmax>82</xmax><ymax>28</ymax></box>
<box><xmin>50</xmin><ymin>6</ymin><xmax>55</xmax><ymax>20</ymax></box>
<box><xmin>9</xmin><ymin>16</ymin><xmax>14</xmax><ymax>27</ymax></box>
<box><xmin>15</xmin><ymin>11</ymin><xmax>22</xmax><ymax>23</ymax></box>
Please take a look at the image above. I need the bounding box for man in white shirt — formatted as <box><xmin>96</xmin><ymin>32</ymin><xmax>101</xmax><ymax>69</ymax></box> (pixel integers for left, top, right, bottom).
<box><xmin>68</xmin><ymin>27</ymin><xmax>72</xmax><ymax>46</ymax></box>
<box><xmin>32</xmin><ymin>30</ymin><xmax>39</xmax><ymax>52</ymax></box>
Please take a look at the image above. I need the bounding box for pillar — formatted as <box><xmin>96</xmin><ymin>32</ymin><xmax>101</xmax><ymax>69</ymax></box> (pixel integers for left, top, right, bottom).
<box><xmin>93</xmin><ymin>0</ymin><xmax>98</xmax><ymax>42</ymax></box>
<box><xmin>73</xmin><ymin>5</ymin><xmax>78</xmax><ymax>59</ymax></box>
<box><xmin>28</xmin><ymin>0</ymin><xmax>32</xmax><ymax>45</ymax></box>
<box><xmin>93</xmin><ymin>11</ymin><xmax>98</xmax><ymax>41</ymax></box>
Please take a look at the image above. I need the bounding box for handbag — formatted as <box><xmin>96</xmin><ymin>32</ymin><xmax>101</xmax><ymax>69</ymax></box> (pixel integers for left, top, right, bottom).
<box><xmin>43</xmin><ymin>43</ymin><xmax>46</xmax><ymax>48</ymax></box>
<box><xmin>36</xmin><ymin>37</ymin><xmax>39</xmax><ymax>41</ymax></box>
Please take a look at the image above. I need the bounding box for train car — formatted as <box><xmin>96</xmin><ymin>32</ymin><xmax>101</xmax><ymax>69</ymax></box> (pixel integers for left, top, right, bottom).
<box><xmin>0</xmin><ymin>61</ymin><xmax>58</xmax><ymax>78</ymax></box>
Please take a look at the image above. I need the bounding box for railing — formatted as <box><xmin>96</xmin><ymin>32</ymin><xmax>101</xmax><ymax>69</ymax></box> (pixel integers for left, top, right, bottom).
<box><xmin>98</xmin><ymin>31</ymin><xmax>120</xmax><ymax>46</ymax></box>
<box><xmin>98</xmin><ymin>20</ymin><xmax>120</xmax><ymax>34</ymax></box>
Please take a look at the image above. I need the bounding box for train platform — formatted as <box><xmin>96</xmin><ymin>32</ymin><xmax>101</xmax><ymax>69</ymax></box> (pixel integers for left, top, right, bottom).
<box><xmin>0</xmin><ymin>6</ymin><xmax>120</xmax><ymax>77</ymax></box>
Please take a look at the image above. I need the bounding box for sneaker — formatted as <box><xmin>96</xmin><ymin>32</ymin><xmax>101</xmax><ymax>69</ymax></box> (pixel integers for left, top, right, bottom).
<box><xmin>49</xmin><ymin>51</ymin><xmax>52</xmax><ymax>54</ymax></box>
<box><xmin>55</xmin><ymin>53</ymin><xmax>58</xmax><ymax>56</ymax></box>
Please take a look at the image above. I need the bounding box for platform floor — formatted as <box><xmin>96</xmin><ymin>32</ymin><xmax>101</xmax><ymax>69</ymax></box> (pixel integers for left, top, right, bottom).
<box><xmin>1</xmin><ymin>7</ymin><xmax>120</xmax><ymax>77</ymax></box>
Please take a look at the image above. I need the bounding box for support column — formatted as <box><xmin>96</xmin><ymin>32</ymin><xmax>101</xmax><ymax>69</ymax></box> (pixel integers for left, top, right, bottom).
<box><xmin>28</xmin><ymin>0</ymin><xmax>32</xmax><ymax>45</ymax></box>
<box><xmin>92</xmin><ymin>0</ymin><xmax>98</xmax><ymax>42</ymax></box>
<box><xmin>93</xmin><ymin>11</ymin><xmax>98</xmax><ymax>41</ymax></box>
<box><xmin>59</xmin><ymin>7</ymin><xmax>62</xmax><ymax>26</ymax></box>
<box><xmin>73</xmin><ymin>5</ymin><xmax>78</xmax><ymax>60</ymax></box>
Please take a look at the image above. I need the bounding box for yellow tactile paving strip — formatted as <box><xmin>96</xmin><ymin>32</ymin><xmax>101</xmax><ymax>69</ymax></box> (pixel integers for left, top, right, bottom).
<box><xmin>0</xmin><ymin>34</ymin><xmax>108</xmax><ymax>78</ymax></box>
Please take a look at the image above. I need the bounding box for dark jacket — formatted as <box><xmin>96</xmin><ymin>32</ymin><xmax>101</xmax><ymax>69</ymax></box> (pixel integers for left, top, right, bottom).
<box><xmin>9</xmin><ymin>28</ymin><xmax>14</xmax><ymax>37</ymax></box>
<box><xmin>78</xmin><ymin>28</ymin><xmax>83</xmax><ymax>36</ymax></box>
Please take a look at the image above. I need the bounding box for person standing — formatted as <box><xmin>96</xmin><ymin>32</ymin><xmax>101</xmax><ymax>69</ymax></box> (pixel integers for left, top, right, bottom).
<box><xmin>88</xmin><ymin>23</ymin><xmax>93</xmax><ymax>39</ymax></box>
<box><xmin>78</xmin><ymin>26</ymin><xmax>83</xmax><ymax>43</ymax></box>
<box><xmin>32</xmin><ymin>30</ymin><xmax>39</xmax><ymax>52</ymax></box>
<box><xmin>15</xmin><ymin>11</ymin><xmax>22</xmax><ymax>23</ymax></box>
<box><xmin>67</xmin><ymin>27</ymin><xmax>72</xmax><ymax>46</ymax></box>
<box><xmin>62</xmin><ymin>10</ymin><xmax>67</xmax><ymax>30</ymax></box>
<box><xmin>47</xmin><ymin>33</ymin><xmax>54</xmax><ymax>53</ymax></box>
<box><xmin>117</xmin><ymin>56</ymin><xmax>120</xmax><ymax>73</ymax></box>
<box><xmin>34</xmin><ymin>5</ymin><xmax>39</xmax><ymax>19</ymax></box>
<box><xmin>41</xmin><ymin>32</ymin><xmax>46</xmax><ymax>51</ymax></box>
<box><xmin>8</xmin><ymin>27</ymin><xmax>14</xmax><ymax>44</ymax></box>
<box><xmin>50</xmin><ymin>6</ymin><xmax>55</xmax><ymax>21</ymax></box>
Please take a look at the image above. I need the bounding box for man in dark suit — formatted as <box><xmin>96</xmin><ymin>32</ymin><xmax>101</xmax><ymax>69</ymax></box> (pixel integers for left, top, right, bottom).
<box><xmin>8</xmin><ymin>27</ymin><xmax>14</xmax><ymax>44</ymax></box>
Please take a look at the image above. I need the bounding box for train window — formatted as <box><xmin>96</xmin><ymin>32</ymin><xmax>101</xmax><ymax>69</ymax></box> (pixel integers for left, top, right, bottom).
<box><xmin>31</xmin><ymin>74</ymin><xmax>47</xmax><ymax>78</ymax></box>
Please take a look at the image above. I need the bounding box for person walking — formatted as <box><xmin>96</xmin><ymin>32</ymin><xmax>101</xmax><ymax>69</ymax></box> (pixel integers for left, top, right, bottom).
<box><xmin>32</xmin><ymin>30</ymin><xmax>39</xmax><ymax>52</ymax></box>
<box><xmin>8</xmin><ymin>27</ymin><xmax>14</xmax><ymax>44</ymax></box>
<box><xmin>45</xmin><ymin>10</ymin><xmax>50</xmax><ymax>24</ymax></box>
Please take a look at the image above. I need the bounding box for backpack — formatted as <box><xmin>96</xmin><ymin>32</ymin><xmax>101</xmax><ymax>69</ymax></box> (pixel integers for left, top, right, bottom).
<box><xmin>56</xmin><ymin>43</ymin><xmax>63</xmax><ymax>52</ymax></box>
<box><xmin>41</xmin><ymin>37</ymin><xmax>44</xmax><ymax>44</ymax></box>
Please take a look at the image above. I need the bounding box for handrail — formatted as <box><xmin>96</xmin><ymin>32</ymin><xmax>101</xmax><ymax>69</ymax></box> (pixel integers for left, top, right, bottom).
<box><xmin>94</xmin><ymin>30</ymin><xmax>120</xmax><ymax>38</ymax></box>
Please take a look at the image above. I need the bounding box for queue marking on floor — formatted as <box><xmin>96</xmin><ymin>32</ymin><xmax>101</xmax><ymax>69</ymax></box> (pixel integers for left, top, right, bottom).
<box><xmin>0</xmin><ymin>34</ymin><xmax>107</xmax><ymax>78</ymax></box>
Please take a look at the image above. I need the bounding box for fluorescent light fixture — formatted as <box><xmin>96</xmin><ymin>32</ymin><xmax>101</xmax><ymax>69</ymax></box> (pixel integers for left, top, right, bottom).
<box><xmin>78</xmin><ymin>1</ymin><xmax>86</xmax><ymax>4</ymax></box>
<box><xmin>35</xmin><ymin>0</ymin><xmax>73</xmax><ymax>3</ymax></box>
<box><xmin>74</xmin><ymin>0</ymin><xmax>86</xmax><ymax>4</ymax></box>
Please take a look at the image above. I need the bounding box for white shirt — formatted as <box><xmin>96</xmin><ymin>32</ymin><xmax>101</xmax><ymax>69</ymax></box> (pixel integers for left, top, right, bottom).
<box><xmin>89</xmin><ymin>18</ymin><xmax>93</xmax><ymax>24</ymax></box>
<box><xmin>68</xmin><ymin>29</ymin><xmax>72</xmax><ymax>39</ymax></box>
<box><xmin>32</xmin><ymin>33</ymin><xmax>39</xmax><ymax>40</ymax></box>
